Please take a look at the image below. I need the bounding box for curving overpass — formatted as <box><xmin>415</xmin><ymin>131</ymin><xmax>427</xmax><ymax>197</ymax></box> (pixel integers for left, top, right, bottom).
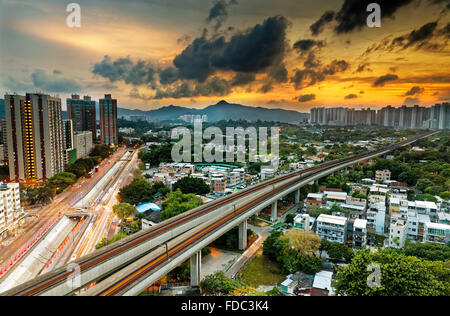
<box><xmin>1</xmin><ymin>131</ymin><xmax>438</xmax><ymax>296</ymax></box>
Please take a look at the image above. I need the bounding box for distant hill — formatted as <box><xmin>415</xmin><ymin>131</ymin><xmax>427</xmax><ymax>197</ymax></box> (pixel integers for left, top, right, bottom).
<box><xmin>0</xmin><ymin>99</ymin><xmax>310</xmax><ymax>124</ymax></box>
<box><xmin>118</xmin><ymin>100</ymin><xmax>309</xmax><ymax>123</ymax></box>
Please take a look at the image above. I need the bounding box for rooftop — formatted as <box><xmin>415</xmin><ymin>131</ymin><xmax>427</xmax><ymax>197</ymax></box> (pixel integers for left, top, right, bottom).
<box><xmin>354</xmin><ymin>219</ymin><xmax>368</xmax><ymax>229</ymax></box>
<box><xmin>313</xmin><ymin>271</ymin><xmax>333</xmax><ymax>291</ymax></box>
<box><xmin>317</xmin><ymin>214</ymin><xmax>347</xmax><ymax>226</ymax></box>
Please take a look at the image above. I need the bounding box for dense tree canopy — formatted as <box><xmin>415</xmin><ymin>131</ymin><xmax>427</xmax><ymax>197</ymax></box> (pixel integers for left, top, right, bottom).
<box><xmin>172</xmin><ymin>177</ymin><xmax>211</xmax><ymax>195</ymax></box>
<box><xmin>335</xmin><ymin>249</ymin><xmax>449</xmax><ymax>296</ymax></box>
<box><xmin>403</xmin><ymin>243</ymin><xmax>450</xmax><ymax>262</ymax></box>
<box><xmin>200</xmin><ymin>271</ymin><xmax>243</xmax><ymax>296</ymax></box>
<box><xmin>138</xmin><ymin>145</ymin><xmax>173</xmax><ymax>167</ymax></box>
<box><xmin>113</xmin><ymin>202</ymin><xmax>135</xmax><ymax>220</ymax></box>
<box><xmin>263</xmin><ymin>230</ymin><xmax>323</xmax><ymax>275</ymax></box>
<box><xmin>320</xmin><ymin>239</ymin><xmax>354</xmax><ymax>263</ymax></box>
<box><xmin>119</xmin><ymin>179</ymin><xmax>169</xmax><ymax>205</ymax></box>
<box><xmin>161</xmin><ymin>189</ymin><xmax>203</xmax><ymax>220</ymax></box>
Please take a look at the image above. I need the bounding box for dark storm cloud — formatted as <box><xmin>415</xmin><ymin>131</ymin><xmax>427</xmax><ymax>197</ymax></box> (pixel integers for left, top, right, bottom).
<box><xmin>364</xmin><ymin>21</ymin><xmax>449</xmax><ymax>55</ymax></box>
<box><xmin>334</xmin><ymin>0</ymin><xmax>414</xmax><ymax>34</ymax></box>
<box><xmin>92</xmin><ymin>16</ymin><xmax>289</xmax><ymax>99</ymax></box>
<box><xmin>404</xmin><ymin>97</ymin><xmax>420</xmax><ymax>105</ymax></box>
<box><xmin>391</xmin><ymin>21</ymin><xmax>438</xmax><ymax>49</ymax></box>
<box><xmin>259</xmin><ymin>81</ymin><xmax>274</xmax><ymax>93</ymax></box>
<box><xmin>174</xmin><ymin>15</ymin><xmax>289</xmax><ymax>82</ymax></box>
<box><xmin>344</xmin><ymin>93</ymin><xmax>358</xmax><ymax>99</ymax></box>
<box><xmin>159</xmin><ymin>67</ymin><xmax>179</xmax><ymax>85</ymax></box>
<box><xmin>404</xmin><ymin>86</ymin><xmax>424</xmax><ymax>96</ymax></box>
<box><xmin>437</xmin><ymin>22</ymin><xmax>450</xmax><ymax>38</ymax></box>
<box><xmin>356</xmin><ymin>62</ymin><xmax>371</xmax><ymax>73</ymax></box>
<box><xmin>293</xmin><ymin>39</ymin><xmax>324</xmax><ymax>53</ymax></box>
<box><xmin>429</xmin><ymin>0</ymin><xmax>450</xmax><ymax>10</ymax></box>
<box><xmin>373</xmin><ymin>74</ymin><xmax>399</xmax><ymax>87</ymax></box>
<box><xmin>310</xmin><ymin>10</ymin><xmax>335</xmax><ymax>36</ymax></box>
<box><xmin>310</xmin><ymin>0</ymin><xmax>446</xmax><ymax>35</ymax></box>
<box><xmin>32</xmin><ymin>69</ymin><xmax>82</xmax><ymax>93</ymax></box>
<box><xmin>93</xmin><ymin>56</ymin><xmax>157</xmax><ymax>86</ymax></box>
<box><xmin>207</xmin><ymin>0</ymin><xmax>238</xmax><ymax>31</ymax></box>
<box><xmin>153</xmin><ymin>76</ymin><xmax>232</xmax><ymax>99</ymax></box>
<box><xmin>291</xmin><ymin>59</ymin><xmax>350</xmax><ymax>90</ymax></box>
<box><xmin>296</xmin><ymin>94</ymin><xmax>316</xmax><ymax>102</ymax></box>
<box><xmin>231</xmin><ymin>72</ymin><xmax>256</xmax><ymax>86</ymax></box>
<box><xmin>268</xmin><ymin>63</ymin><xmax>288</xmax><ymax>83</ymax></box>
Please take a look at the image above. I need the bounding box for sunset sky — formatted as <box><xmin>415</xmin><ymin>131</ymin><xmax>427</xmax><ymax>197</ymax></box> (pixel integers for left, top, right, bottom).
<box><xmin>0</xmin><ymin>0</ymin><xmax>449</xmax><ymax>112</ymax></box>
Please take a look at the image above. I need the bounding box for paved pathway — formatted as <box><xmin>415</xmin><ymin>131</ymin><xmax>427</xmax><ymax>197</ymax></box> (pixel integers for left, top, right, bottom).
<box><xmin>225</xmin><ymin>224</ymin><xmax>271</xmax><ymax>278</ymax></box>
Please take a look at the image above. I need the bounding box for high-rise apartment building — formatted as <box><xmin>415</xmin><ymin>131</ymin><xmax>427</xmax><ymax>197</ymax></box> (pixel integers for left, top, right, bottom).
<box><xmin>74</xmin><ymin>131</ymin><xmax>94</xmax><ymax>159</ymax></box>
<box><xmin>310</xmin><ymin>103</ymin><xmax>448</xmax><ymax>130</ymax></box>
<box><xmin>4</xmin><ymin>93</ymin><xmax>65</xmax><ymax>182</ymax></box>
<box><xmin>429</xmin><ymin>103</ymin><xmax>450</xmax><ymax>130</ymax></box>
<box><xmin>99</xmin><ymin>94</ymin><xmax>117</xmax><ymax>145</ymax></box>
<box><xmin>67</xmin><ymin>94</ymin><xmax>97</xmax><ymax>142</ymax></box>
<box><xmin>63</xmin><ymin>120</ymin><xmax>77</xmax><ymax>167</ymax></box>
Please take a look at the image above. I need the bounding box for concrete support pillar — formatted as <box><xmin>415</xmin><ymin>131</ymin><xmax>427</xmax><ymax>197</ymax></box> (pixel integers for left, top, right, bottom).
<box><xmin>190</xmin><ymin>251</ymin><xmax>202</xmax><ymax>287</ymax></box>
<box><xmin>271</xmin><ymin>201</ymin><xmax>278</xmax><ymax>222</ymax></box>
<box><xmin>295</xmin><ymin>189</ymin><xmax>300</xmax><ymax>205</ymax></box>
<box><xmin>238</xmin><ymin>220</ymin><xmax>248</xmax><ymax>250</ymax></box>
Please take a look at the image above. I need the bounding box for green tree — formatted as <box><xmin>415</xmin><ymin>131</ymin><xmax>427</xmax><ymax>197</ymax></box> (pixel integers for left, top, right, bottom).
<box><xmin>263</xmin><ymin>231</ymin><xmax>283</xmax><ymax>261</ymax></box>
<box><xmin>325</xmin><ymin>242</ymin><xmax>354</xmax><ymax>263</ymax></box>
<box><xmin>200</xmin><ymin>271</ymin><xmax>243</xmax><ymax>296</ymax></box>
<box><xmin>118</xmin><ymin>178</ymin><xmax>168</xmax><ymax>205</ymax></box>
<box><xmin>172</xmin><ymin>177</ymin><xmax>211</xmax><ymax>195</ymax></box>
<box><xmin>113</xmin><ymin>203</ymin><xmax>135</xmax><ymax>220</ymax></box>
<box><xmin>439</xmin><ymin>191</ymin><xmax>450</xmax><ymax>200</ymax></box>
<box><xmin>415</xmin><ymin>193</ymin><xmax>438</xmax><ymax>203</ymax></box>
<box><xmin>161</xmin><ymin>189</ymin><xmax>202</xmax><ymax>220</ymax></box>
<box><xmin>403</xmin><ymin>243</ymin><xmax>450</xmax><ymax>262</ymax></box>
<box><xmin>334</xmin><ymin>249</ymin><xmax>448</xmax><ymax>296</ymax></box>
<box><xmin>398</xmin><ymin>170</ymin><xmax>418</xmax><ymax>186</ymax></box>
<box><xmin>416</xmin><ymin>178</ymin><xmax>435</xmax><ymax>192</ymax></box>
<box><xmin>299</xmin><ymin>255</ymin><xmax>323</xmax><ymax>275</ymax></box>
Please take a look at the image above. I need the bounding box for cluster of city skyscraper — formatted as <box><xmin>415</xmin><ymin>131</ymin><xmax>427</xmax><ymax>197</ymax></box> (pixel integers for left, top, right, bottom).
<box><xmin>2</xmin><ymin>93</ymin><xmax>118</xmax><ymax>183</ymax></box>
<box><xmin>310</xmin><ymin>103</ymin><xmax>450</xmax><ymax>130</ymax></box>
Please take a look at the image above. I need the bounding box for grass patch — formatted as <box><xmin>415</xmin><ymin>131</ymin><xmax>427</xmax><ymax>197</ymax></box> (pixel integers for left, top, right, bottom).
<box><xmin>237</xmin><ymin>249</ymin><xmax>285</xmax><ymax>288</ymax></box>
<box><xmin>248</xmin><ymin>218</ymin><xmax>270</xmax><ymax>227</ymax></box>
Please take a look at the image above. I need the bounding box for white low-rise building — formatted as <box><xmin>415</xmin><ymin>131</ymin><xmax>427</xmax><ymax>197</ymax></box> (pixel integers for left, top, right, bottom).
<box><xmin>367</xmin><ymin>202</ymin><xmax>386</xmax><ymax>235</ymax></box>
<box><xmin>260</xmin><ymin>168</ymin><xmax>275</xmax><ymax>181</ymax></box>
<box><xmin>294</xmin><ymin>214</ymin><xmax>313</xmax><ymax>231</ymax></box>
<box><xmin>423</xmin><ymin>222</ymin><xmax>450</xmax><ymax>244</ymax></box>
<box><xmin>316</xmin><ymin>214</ymin><xmax>347</xmax><ymax>243</ymax></box>
<box><xmin>323</xmin><ymin>191</ymin><xmax>347</xmax><ymax>206</ymax></box>
<box><xmin>389</xmin><ymin>219</ymin><xmax>407</xmax><ymax>249</ymax></box>
<box><xmin>352</xmin><ymin>219</ymin><xmax>367</xmax><ymax>249</ymax></box>
<box><xmin>369</xmin><ymin>185</ymin><xmax>389</xmax><ymax>204</ymax></box>
<box><xmin>0</xmin><ymin>183</ymin><xmax>22</xmax><ymax>239</ymax></box>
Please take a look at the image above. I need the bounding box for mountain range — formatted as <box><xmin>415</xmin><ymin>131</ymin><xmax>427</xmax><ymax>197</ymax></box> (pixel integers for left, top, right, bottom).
<box><xmin>118</xmin><ymin>100</ymin><xmax>309</xmax><ymax>123</ymax></box>
<box><xmin>0</xmin><ymin>100</ymin><xmax>309</xmax><ymax>123</ymax></box>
